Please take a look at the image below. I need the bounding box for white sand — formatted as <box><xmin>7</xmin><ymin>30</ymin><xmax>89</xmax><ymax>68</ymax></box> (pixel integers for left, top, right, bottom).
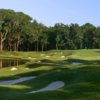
<box><xmin>0</xmin><ymin>76</ymin><xmax>36</xmax><ymax>85</ymax></box>
<box><xmin>11</xmin><ymin>67</ymin><xmax>18</xmax><ymax>71</ymax></box>
<box><xmin>29</xmin><ymin>81</ymin><xmax>65</xmax><ymax>93</ymax></box>
<box><xmin>61</xmin><ymin>56</ymin><xmax>65</xmax><ymax>58</ymax></box>
<box><xmin>71</xmin><ymin>62</ymin><xmax>82</xmax><ymax>66</ymax></box>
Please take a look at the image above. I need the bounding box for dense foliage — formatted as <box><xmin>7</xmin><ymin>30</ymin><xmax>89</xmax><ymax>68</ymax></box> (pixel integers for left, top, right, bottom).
<box><xmin>0</xmin><ymin>9</ymin><xmax>100</xmax><ymax>51</ymax></box>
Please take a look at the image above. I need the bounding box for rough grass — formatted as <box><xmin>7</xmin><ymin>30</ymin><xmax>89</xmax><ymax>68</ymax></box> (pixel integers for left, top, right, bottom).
<box><xmin>0</xmin><ymin>49</ymin><xmax>100</xmax><ymax>100</ymax></box>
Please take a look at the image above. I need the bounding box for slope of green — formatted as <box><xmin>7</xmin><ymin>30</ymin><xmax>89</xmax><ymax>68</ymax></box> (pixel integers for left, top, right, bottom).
<box><xmin>0</xmin><ymin>49</ymin><xmax>100</xmax><ymax>100</ymax></box>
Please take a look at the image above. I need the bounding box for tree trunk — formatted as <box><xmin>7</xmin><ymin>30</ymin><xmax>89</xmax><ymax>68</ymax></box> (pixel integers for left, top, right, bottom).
<box><xmin>0</xmin><ymin>59</ymin><xmax>3</xmax><ymax>68</ymax></box>
<box><xmin>0</xmin><ymin>32</ymin><xmax>8</xmax><ymax>51</ymax></box>
<box><xmin>41</xmin><ymin>44</ymin><xmax>44</xmax><ymax>51</ymax></box>
<box><xmin>56</xmin><ymin>43</ymin><xmax>59</xmax><ymax>50</ymax></box>
<box><xmin>36</xmin><ymin>41</ymin><xmax>39</xmax><ymax>51</ymax></box>
<box><xmin>14</xmin><ymin>43</ymin><xmax>17</xmax><ymax>51</ymax></box>
<box><xmin>0</xmin><ymin>41</ymin><xmax>3</xmax><ymax>51</ymax></box>
<box><xmin>0</xmin><ymin>33</ymin><xmax>3</xmax><ymax>51</ymax></box>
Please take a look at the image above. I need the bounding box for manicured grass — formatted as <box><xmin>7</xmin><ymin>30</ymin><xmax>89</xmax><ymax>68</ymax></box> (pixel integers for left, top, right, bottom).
<box><xmin>0</xmin><ymin>49</ymin><xmax>100</xmax><ymax>100</ymax></box>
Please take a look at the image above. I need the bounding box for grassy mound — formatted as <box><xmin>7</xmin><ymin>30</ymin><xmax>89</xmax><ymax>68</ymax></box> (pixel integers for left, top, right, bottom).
<box><xmin>0</xmin><ymin>49</ymin><xmax>100</xmax><ymax>100</ymax></box>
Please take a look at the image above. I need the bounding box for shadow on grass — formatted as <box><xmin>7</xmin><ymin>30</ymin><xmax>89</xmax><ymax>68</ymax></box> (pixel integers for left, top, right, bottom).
<box><xmin>95</xmin><ymin>50</ymin><xmax>100</xmax><ymax>53</ymax></box>
<box><xmin>26</xmin><ymin>58</ymin><xmax>100</xmax><ymax>69</ymax></box>
<box><xmin>26</xmin><ymin>59</ymin><xmax>60</xmax><ymax>69</ymax></box>
<box><xmin>1</xmin><ymin>65</ymin><xmax>100</xmax><ymax>100</ymax></box>
<box><xmin>0</xmin><ymin>58</ymin><xmax>100</xmax><ymax>100</ymax></box>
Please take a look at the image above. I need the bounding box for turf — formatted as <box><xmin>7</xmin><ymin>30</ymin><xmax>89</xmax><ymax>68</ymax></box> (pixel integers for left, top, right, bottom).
<box><xmin>0</xmin><ymin>49</ymin><xmax>100</xmax><ymax>100</ymax></box>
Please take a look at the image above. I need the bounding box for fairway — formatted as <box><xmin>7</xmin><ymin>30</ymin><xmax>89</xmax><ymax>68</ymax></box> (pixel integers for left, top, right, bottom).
<box><xmin>0</xmin><ymin>49</ymin><xmax>100</xmax><ymax>100</ymax></box>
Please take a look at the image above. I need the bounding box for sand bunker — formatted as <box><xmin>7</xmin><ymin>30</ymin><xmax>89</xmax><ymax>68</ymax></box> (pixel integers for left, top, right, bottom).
<box><xmin>0</xmin><ymin>76</ymin><xmax>36</xmax><ymax>85</ymax></box>
<box><xmin>29</xmin><ymin>81</ymin><xmax>65</xmax><ymax>93</ymax></box>
<box><xmin>71</xmin><ymin>62</ymin><xmax>82</xmax><ymax>66</ymax></box>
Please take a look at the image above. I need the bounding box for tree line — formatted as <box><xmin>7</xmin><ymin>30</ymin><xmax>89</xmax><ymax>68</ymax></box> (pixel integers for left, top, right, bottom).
<box><xmin>0</xmin><ymin>9</ymin><xmax>100</xmax><ymax>51</ymax></box>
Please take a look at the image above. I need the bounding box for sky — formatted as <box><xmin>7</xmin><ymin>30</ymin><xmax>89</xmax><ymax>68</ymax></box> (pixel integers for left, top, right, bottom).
<box><xmin>0</xmin><ymin>0</ymin><xmax>100</xmax><ymax>27</ymax></box>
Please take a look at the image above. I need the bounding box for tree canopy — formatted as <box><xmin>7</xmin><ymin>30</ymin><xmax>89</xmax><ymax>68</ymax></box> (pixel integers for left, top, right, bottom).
<box><xmin>0</xmin><ymin>9</ymin><xmax>100</xmax><ymax>51</ymax></box>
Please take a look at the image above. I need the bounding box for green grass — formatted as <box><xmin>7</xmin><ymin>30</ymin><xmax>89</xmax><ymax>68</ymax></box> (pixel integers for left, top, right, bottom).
<box><xmin>0</xmin><ymin>49</ymin><xmax>100</xmax><ymax>100</ymax></box>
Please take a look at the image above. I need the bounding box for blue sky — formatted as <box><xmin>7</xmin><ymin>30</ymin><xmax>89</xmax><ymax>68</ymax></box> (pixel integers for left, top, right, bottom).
<box><xmin>0</xmin><ymin>0</ymin><xmax>100</xmax><ymax>26</ymax></box>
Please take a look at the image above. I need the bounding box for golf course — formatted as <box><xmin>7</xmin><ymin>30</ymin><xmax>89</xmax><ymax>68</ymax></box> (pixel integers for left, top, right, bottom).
<box><xmin>0</xmin><ymin>49</ymin><xmax>100</xmax><ymax>100</ymax></box>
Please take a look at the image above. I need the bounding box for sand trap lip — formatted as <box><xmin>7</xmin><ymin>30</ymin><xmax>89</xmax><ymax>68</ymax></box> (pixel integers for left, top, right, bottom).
<box><xmin>0</xmin><ymin>76</ymin><xmax>36</xmax><ymax>85</ymax></box>
<box><xmin>29</xmin><ymin>81</ymin><xmax>65</xmax><ymax>93</ymax></box>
